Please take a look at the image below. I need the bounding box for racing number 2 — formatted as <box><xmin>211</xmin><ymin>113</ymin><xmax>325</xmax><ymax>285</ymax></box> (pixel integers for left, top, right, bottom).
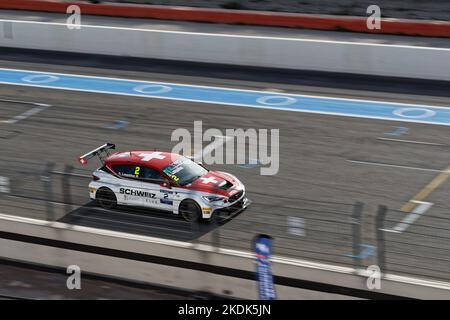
<box><xmin>134</xmin><ymin>166</ymin><xmax>140</xmax><ymax>176</ymax></box>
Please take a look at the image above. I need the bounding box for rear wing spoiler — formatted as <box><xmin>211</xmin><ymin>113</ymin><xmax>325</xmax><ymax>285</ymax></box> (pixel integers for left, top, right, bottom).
<box><xmin>78</xmin><ymin>143</ymin><xmax>116</xmax><ymax>165</ymax></box>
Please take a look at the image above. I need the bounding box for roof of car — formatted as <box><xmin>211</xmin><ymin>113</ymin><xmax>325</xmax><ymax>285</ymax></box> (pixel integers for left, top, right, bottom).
<box><xmin>105</xmin><ymin>151</ymin><xmax>182</xmax><ymax>169</ymax></box>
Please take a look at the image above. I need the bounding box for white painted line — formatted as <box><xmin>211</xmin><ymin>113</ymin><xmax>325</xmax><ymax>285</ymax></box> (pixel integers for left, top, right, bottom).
<box><xmin>70</xmin><ymin>213</ymin><xmax>192</xmax><ymax>234</ymax></box>
<box><xmin>0</xmin><ymin>98</ymin><xmax>50</xmax><ymax>107</ymax></box>
<box><xmin>1</xmin><ymin>104</ymin><xmax>50</xmax><ymax>124</ymax></box>
<box><xmin>2</xmin><ymin>19</ymin><xmax>450</xmax><ymax>51</ymax></box>
<box><xmin>377</xmin><ymin>137</ymin><xmax>447</xmax><ymax>147</ymax></box>
<box><xmin>384</xmin><ymin>273</ymin><xmax>450</xmax><ymax>291</ymax></box>
<box><xmin>0</xmin><ymin>176</ymin><xmax>10</xmax><ymax>193</ymax></box>
<box><xmin>383</xmin><ymin>201</ymin><xmax>434</xmax><ymax>233</ymax></box>
<box><xmin>51</xmin><ymin>171</ymin><xmax>91</xmax><ymax>178</ymax></box>
<box><xmin>347</xmin><ymin>160</ymin><xmax>443</xmax><ymax>173</ymax></box>
<box><xmin>287</xmin><ymin>216</ymin><xmax>305</xmax><ymax>236</ymax></box>
<box><xmin>0</xmin><ymin>212</ymin><xmax>193</xmax><ymax>248</ymax></box>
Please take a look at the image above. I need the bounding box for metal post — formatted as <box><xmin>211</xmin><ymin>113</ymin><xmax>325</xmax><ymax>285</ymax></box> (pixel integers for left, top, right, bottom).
<box><xmin>375</xmin><ymin>205</ymin><xmax>388</xmax><ymax>276</ymax></box>
<box><xmin>351</xmin><ymin>202</ymin><xmax>364</xmax><ymax>269</ymax></box>
<box><xmin>190</xmin><ymin>220</ymin><xmax>200</xmax><ymax>242</ymax></box>
<box><xmin>211</xmin><ymin>214</ymin><xmax>220</xmax><ymax>250</ymax></box>
<box><xmin>41</xmin><ymin>162</ymin><xmax>55</xmax><ymax>221</ymax></box>
<box><xmin>62</xmin><ymin>164</ymin><xmax>74</xmax><ymax>213</ymax></box>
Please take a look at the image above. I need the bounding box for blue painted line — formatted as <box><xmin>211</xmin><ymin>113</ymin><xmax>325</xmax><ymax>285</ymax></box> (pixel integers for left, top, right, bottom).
<box><xmin>384</xmin><ymin>126</ymin><xmax>409</xmax><ymax>136</ymax></box>
<box><xmin>1</xmin><ymin>68</ymin><xmax>450</xmax><ymax>126</ymax></box>
<box><xmin>238</xmin><ymin>158</ymin><xmax>262</xmax><ymax>169</ymax></box>
<box><xmin>344</xmin><ymin>244</ymin><xmax>376</xmax><ymax>259</ymax></box>
<box><xmin>104</xmin><ymin>119</ymin><xmax>129</xmax><ymax>130</ymax></box>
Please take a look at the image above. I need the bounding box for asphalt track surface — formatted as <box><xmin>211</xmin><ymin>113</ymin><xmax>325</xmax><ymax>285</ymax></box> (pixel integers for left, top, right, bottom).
<box><xmin>0</xmin><ymin>11</ymin><xmax>449</xmax><ymax>284</ymax></box>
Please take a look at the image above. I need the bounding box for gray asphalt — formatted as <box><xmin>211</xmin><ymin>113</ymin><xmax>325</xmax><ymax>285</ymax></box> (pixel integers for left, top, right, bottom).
<box><xmin>0</xmin><ymin>11</ymin><xmax>449</xmax><ymax>283</ymax></box>
<box><xmin>0</xmin><ymin>56</ymin><xmax>449</xmax><ymax>283</ymax></box>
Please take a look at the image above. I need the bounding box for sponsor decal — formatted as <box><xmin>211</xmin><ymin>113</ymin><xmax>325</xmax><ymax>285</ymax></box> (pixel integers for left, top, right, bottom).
<box><xmin>119</xmin><ymin>188</ymin><xmax>156</xmax><ymax>198</ymax></box>
<box><xmin>160</xmin><ymin>189</ymin><xmax>173</xmax><ymax>205</ymax></box>
<box><xmin>163</xmin><ymin>158</ymin><xmax>186</xmax><ymax>183</ymax></box>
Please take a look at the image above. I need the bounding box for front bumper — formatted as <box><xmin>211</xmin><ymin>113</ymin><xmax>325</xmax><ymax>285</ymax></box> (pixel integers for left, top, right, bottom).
<box><xmin>212</xmin><ymin>196</ymin><xmax>251</xmax><ymax>221</ymax></box>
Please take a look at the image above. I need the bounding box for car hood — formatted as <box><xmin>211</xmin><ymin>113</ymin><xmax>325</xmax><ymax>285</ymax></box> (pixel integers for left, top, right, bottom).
<box><xmin>184</xmin><ymin>170</ymin><xmax>242</xmax><ymax>196</ymax></box>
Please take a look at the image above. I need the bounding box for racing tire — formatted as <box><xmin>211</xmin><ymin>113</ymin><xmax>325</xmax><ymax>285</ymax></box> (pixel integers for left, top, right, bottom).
<box><xmin>179</xmin><ymin>199</ymin><xmax>202</xmax><ymax>222</ymax></box>
<box><xmin>204</xmin><ymin>211</ymin><xmax>219</xmax><ymax>224</ymax></box>
<box><xmin>96</xmin><ymin>188</ymin><xmax>117</xmax><ymax>209</ymax></box>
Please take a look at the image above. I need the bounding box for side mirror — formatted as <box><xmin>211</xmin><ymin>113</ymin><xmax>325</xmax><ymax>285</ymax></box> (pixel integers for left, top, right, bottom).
<box><xmin>160</xmin><ymin>181</ymin><xmax>171</xmax><ymax>189</ymax></box>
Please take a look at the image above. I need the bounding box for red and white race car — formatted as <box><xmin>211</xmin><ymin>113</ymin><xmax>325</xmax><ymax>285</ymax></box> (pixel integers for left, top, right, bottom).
<box><xmin>79</xmin><ymin>144</ymin><xmax>250</xmax><ymax>222</ymax></box>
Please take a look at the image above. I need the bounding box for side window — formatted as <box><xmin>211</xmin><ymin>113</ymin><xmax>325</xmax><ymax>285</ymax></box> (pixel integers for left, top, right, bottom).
<box><xmin>112</xmin><ymin>165</ymin><xmax>140</xmax><ymax>179</ymax></box>
<box><xmin>142</xmin><ymin>167</ymin><xmax>165</xmax><ymax>181</ymax></box>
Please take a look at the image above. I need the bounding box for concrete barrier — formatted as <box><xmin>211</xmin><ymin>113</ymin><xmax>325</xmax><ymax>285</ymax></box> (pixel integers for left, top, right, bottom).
<box><xmin>0</xmin><ymin>213</ymin><xmax>449</xmax><ymax>299</ymax></box>
<box><xmin>1</xmin><ymin>20</ymin><xmax>450</xmax><ymax>81</ymax></box>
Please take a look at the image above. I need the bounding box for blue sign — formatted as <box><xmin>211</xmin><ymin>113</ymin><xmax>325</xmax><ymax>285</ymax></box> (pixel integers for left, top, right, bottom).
<box><xmin>104</xmin><ymin>119</ymin><xmax>129</xmax><ymax>130</ymax></box>
<box><xmin>254</xmin><ymin>234</ymin><xmax>276</xmax><ymax>300</ymax></box>
<box><xmin>344</xmin><ymin>244</ymin><xmax>376</xmax><ymax>259</ymax></box>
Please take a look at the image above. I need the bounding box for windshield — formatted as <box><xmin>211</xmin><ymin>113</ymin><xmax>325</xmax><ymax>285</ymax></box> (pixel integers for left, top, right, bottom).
<box><xmin>162</xmin><ymin>157</ymin><xmax>208</xmax><ymax>186</ymax></box>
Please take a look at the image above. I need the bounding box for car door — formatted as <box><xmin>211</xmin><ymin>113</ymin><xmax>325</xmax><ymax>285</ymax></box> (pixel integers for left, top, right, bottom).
<box><xmin>139</xmin><ymin>166</ymin><xmax>171</xmax><ymax>210</ymax></box>
<box><xmin>111</xmin><ymin>164</ymin><xmax>146</xmax><ymax>206</ymax></box>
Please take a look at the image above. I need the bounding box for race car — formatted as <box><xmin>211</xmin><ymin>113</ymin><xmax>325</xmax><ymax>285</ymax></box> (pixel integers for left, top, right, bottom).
<box><xmin>79</xmin><ymin>143</ymin><xmax>250</xmax><ymax>222</ymax></box>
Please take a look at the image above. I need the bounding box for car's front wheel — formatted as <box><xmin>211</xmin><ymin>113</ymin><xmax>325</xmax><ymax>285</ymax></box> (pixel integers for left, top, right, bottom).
<box><xmin>179</xmin><ymin>199</ymin><xmax>202</xmax><ymax>222</ymax></box>
<box><xmin>96</xmin><ymin>187</ymin><xmax>117</xmax><ymax>209</ymax></box>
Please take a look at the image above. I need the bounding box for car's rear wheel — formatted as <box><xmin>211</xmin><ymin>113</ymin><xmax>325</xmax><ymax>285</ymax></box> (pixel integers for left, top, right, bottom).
<box><xmin>179</xmin><ymin>199</ymin><xmax>202</xmax><ymax>222</ymax></box>
<box><xmin>96</xmin><ymin>188</ymin><xmax>117</xmax><ymax>209</ymax></box>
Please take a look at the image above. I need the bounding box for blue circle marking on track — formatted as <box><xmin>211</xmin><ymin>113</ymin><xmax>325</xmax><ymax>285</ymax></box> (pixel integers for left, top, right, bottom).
<box><xmin>133</xmin><ymin>84</ymin><xmax>172</xmax><ymax>95</ymax></box>
<box><xmin>22</xmin><ymin>74</ymin><xmax>60</xmax><ymax>84</ymax></box>
<box><xmin>257</xmin><ymin>96</ymin><xmax>297</xmax><ymax>106</ymax></box>
<box><xmin>238</xmin><ymin>158</ymin><xmax>262</xmax><ymax>169</ymax></box>
<box><xmin>393</xmin><ymin>108</ymin><xmax>436</xmax><ymax>119</ymax></box>
<box><xmin>1</xmin><ymin>68</ymin><xmax>450</xmax><ymax>126</ymax></box>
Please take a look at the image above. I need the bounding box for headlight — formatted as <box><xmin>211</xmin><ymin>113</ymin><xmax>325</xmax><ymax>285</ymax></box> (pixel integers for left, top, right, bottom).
<box><xmin>202</xmin><ymin>196</ymin><xmax>227</xmax><ymax>203</ymax></box>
